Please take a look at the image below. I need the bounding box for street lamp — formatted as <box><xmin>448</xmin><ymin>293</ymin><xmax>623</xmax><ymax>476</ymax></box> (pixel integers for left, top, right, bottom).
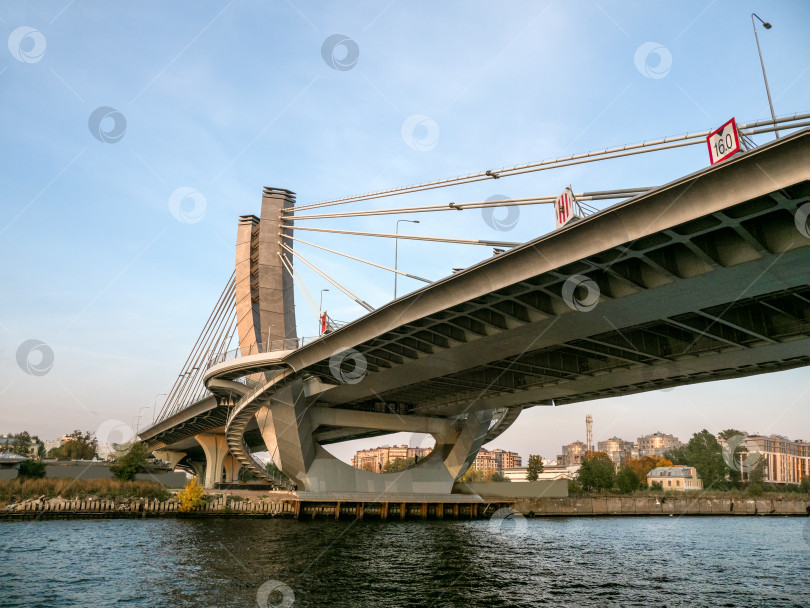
<box><xmin>751</xmin><ymin>13</ymin><xmax>779</xmax><ymax>138</ymax></box>
<box><xmin>395</xmin><ymin>219</ymin><xmax>419</xmax><ymax>299</ymax></box>
<box><xmin>319</xmin><ymin>289</ymin><xmax>329</xmax><ymax>334</ymax></box>
<box><xmin>152</xmin><ymin>392</ymin><xmax>167</xmax><ymax>424</ymax></box>
<box><xmin>135</xmin><ymin>406</ymin><xmax>150</xmax><ymax>434</ymax></box>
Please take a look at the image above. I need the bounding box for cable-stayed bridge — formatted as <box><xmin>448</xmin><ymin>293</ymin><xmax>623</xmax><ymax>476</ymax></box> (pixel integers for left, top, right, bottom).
<box><xmin>139</xmin><ymin>116</ymin><xmax>810</xmax><ymax>494</ymax></box>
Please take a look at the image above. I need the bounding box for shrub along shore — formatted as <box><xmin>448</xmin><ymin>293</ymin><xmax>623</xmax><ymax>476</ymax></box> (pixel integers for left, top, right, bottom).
<box><xmin>0</xmin><ymin>478</ymin><xmax>171</xmax><ymax>506</ymax></box>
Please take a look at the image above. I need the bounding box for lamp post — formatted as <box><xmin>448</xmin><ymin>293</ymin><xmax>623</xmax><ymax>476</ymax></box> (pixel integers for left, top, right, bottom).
<box><xmin>751</xmin><ymin>13</ymin><xmax>779</xmax><ymax>138</ymax></box>
<box><xmin>152</xmin><ymin>392</ymin><xmax>167</xmax><ymax>424</ymax></box>
<box><xmin>319</xmin><ymin>289</ymin><xmax>329</xmax><ymax>333</ymax></box>
<box><xmin>395</xmin><ymin>219</ymin><xmax>419</xmax><ymax>299</ymax></box>
<box><xmin>135</xmin><ymin>406</ymin><xmax>150</xmax><ymax>434</ymax></box>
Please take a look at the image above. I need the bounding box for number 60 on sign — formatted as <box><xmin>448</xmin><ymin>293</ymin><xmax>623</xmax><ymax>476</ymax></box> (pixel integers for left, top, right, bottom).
<box><xmin>706</xmin><ymin>117</ymin><xmax>741</xmax><ymax>165</ymax></box>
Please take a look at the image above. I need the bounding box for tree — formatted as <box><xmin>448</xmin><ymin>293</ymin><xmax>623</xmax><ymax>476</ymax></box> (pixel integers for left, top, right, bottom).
<box><xmin>718</xmin><ymin>428</ymin><xmax>749</xmax><ymax>489</ymax></box>
<box><xmin>7</xmin><ymin>431</ymin><xmax>36</xmax><ymax>458</ymax></box>
<box><xmin>459</xmin><ymin>468</ymin><xmax>486</xmax><ymax>482</ymax></box>
<box><xmin>625</xmin><ymin>455</ymin><xmax>672</xmax><ymax>481</ymax></box>
<box><xmin>664</xmin><ymin>445</ymin><xmax>688</xmax><ymax>465</ymax></box>
<box><xmin>615</xmin><ymin>464</ymin><xmax>641</xmax><ymax>493</ymax></box>
<box><xmin>177</xmin><ymin>476</ymin><xmax>206</xmax><ymax>512</ymax></box>
<box><xmin>18</xmin><ymin>459</ymin><xmax>46</xmax><ymax>478</ymax></box>
<box><xmin>54</xmin><ymin>430</ymin><xmax>98</xmax><ymax>460</ymax></box>
<box><xmin>109</xmin><ymin>442</ymin><xmax>149</xmax><ymax>481</ymax></box>
<box><xmin>800</xmin><ymin>476</ymin><xmax>810</xmax><ymax>494</ymax></box>
<box><xmin>383</xmin><ymin>457</ymin><xmax>415</xmax><ymax>472</ymax></box>
<box><xmin>526</xmin><ymin>455</ymin><xmax>544</xmax><ymax>481</ymax></box>
<box><xmin>577</xmin><ymin>451</ymin><xmax>615</xmax><ymax>492</ymax></box>
<box><xmin>748</xmin><ymin>458</ymin><xmax>767</xmax><ymax>487</ymax></box>
<box><xmin>717</xmin><ymin>428</ymin><xmax>747</xmax><ymax>442</ymax></box>
<box><xmin>682</xmin><ymin>430</ymin><xmax>728</xmax><ymax>490</ymax></box>
<box><xmin>490</xmin><ymin>471</ymin><xmax>509</xmax><ymax>482</ymax></box>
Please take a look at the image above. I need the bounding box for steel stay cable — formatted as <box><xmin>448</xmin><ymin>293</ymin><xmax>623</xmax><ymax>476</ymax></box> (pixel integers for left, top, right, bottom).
<box><xmin>158</xmin><ymin>273</ymin><xmax>235</xmax><ymax>421</ymax></box>
<box><xmin>281</xmin><ymin>189</ymin><xmax>650</xmax><ymax>221</ymax></box>
<box><xmin>172</xmin><ymin>278</ymin><xmax>234</xmax><ymax>413</ymax></box>
<box><xmin>287</xmin><ymin>225</ymin><xmax>521</xmax><ymax>247</ymax></box>
<box><xmin>193</xmin><ymin>297</ymin><xmax>237</xmax><ymax>402</ymax></box>
<box><xmin>280</xmin><ymin>243</ymin><xmax>375</xmax><ymax>312</ymax></box>
<box><xmin>164</xmin><ymin>276</ymin><xmax>234</xmax><ymax>417</ymax></box>
<box><xmin>173</xmin><ymin>280</ymin><xmax>234</xmax><ymax>411</ymax></box>
<box><xmin>173</xmin><ymin>282</ymin><xmax>236</xmax><ymax>415</ymax></box>
<box><xmin>291</xmin><ymin>113</ymin><xmax>810</xmax><ymax>213</ymax></box>
<box><xmin>159</xmin><ymin>273</ymin><xmax>234</xmax><ymax>419</ymax></box>
<box><xmin>278</xmin><ymin>253</ymin><xmax>321</xmax><ymax>321</ymax></box>
<box><xmin>288</xmin><ymin>235</ymin><xmax>432</xmax><ymax>283</ymax></box>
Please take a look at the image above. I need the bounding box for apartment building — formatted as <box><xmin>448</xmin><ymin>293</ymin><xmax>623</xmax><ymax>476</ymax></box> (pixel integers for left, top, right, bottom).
<box><xmin>351</xmin><ymin>445</ymin><xmax>432</xmax><ymax>472</ymax></box>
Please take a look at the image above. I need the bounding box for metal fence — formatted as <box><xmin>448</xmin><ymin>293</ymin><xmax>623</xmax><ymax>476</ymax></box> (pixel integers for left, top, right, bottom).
<box><xmin>207</xmin><ymin>335</ymin><xmax>322</xmax><ymax>367</ymax></box>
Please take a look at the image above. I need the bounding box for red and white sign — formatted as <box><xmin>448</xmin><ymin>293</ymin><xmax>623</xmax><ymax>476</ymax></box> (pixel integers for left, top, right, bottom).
<box><xmin>320</xmin><ymin>312</ymin><xmax>328</xmax><ymax>334</ymax></box>
<box><xmin>706</xmin><ymin>117</ymin><xmax>741</xmax><ymax>165</ymax></box>
<box><xmin>555</xmin><ymin>186</ymin><xmax>580</xmax><ymax>228</ymax></box>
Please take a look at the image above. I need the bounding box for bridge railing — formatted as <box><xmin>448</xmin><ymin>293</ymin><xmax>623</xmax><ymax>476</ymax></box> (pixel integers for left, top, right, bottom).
<box><xmin>208</xmin><ymin>336</ymin><xmax>321</xmax><ymax>368</ymax></box>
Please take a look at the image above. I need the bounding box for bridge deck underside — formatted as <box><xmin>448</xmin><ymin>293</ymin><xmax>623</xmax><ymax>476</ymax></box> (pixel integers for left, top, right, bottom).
<box><xmin>143</xmin><ymin>132</ymin><xmax>810</xmax><ymax>454</ymax></box>
<box><xmin>301</xmin><ymin>183</ymin><xmax>810</xmax><ymax>428</ymax></box>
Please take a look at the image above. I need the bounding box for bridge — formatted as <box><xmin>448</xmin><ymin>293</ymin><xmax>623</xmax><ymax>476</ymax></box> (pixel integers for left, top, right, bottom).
<box><xmin>139</xmin><ymin>120</ymin><xmax>810</xmax><ymax>494</ymax></box>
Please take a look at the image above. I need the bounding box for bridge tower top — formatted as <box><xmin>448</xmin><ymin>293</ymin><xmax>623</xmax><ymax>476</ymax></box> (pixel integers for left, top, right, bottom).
<box><xmin>235</xmin><ymin>187</ymin><xmax>297</xmax><ymax>352</ymax></box>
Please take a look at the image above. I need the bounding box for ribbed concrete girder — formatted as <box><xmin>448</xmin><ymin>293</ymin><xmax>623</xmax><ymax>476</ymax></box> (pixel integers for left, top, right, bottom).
<box><xmin>145</xmin><ymin>129</ymin><xmax>810</xmax><ymax>452</ymax></box>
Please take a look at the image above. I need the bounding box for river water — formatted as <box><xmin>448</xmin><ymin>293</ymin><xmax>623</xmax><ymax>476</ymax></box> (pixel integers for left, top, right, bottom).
<box><xmin>2</xmin><ymin>517</ymin><xmax>809</xmax><ymax>607</ymax></box>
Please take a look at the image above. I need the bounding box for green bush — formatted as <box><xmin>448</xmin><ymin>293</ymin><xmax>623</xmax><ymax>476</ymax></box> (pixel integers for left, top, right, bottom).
<box><xmin>109</xmin><ymin>442</ymin><xmax>149</xmax><ymax>481</ymax></box>
<box><xmin>17</xmin><ymin>460</ymin><xmax>46</xmax><ymax>479</ymax></box>
<box><xmin>239</xmin><ymin>467</ymin><xmax>259</xmax><ymax>482</ymax></box>
<box><xmin>615</xmin><ymin>465</ymin><xmax>641</xmax><ymax>494</ymax></box>
<box><xmin>649</xmin><ymin>481</ymin><xmax>663</xmax><ymax>491</ymax></box>
<box><xmin>577</xmin><ymin>452</ymin><xmax>615</xmax><ymax>492</ymax></box>
<box><xmin>801</xmin><ymin>477</ymin><xmax>810</xmax><ymax>494</ymax></box>
<box><xmin>748</xmin><ymin>482</ymin><xmax>764</xmax><ymax>496</ymax></box>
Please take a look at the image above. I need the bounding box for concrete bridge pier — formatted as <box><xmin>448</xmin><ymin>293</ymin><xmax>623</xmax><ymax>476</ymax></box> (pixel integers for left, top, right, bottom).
<box><xmin>253</xmin><ymin>381</ymin><xmax>495</xmax><ymax>493</ymax></box>
<box><xmin>194</xmin><ymin>433</ymin><xmax>238</xmax><ymax>488</ymax></box>
<box><xmin>186</xmin><ymin>459</ymin><xmax>206</xmax><ymax>483</ymax></box>
<box><xmin>153</xmin><ymin>450</ymin><xmax>186</xmax><ymax>470</ymax></box>
<box><xmin>223</xmin><ymin>453</ymin><xmax>241</xmax><ymax>483</ymax></box>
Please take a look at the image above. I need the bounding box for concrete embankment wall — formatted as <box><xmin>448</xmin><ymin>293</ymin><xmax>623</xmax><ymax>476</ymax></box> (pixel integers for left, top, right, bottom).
<box><xmin>512</xmin><ymin>496</ymin><xmax>810</xmax><ymax>516</ymax></box>
<box><xmin>3</xmin><ymin>495</ymin><xmax>808</xmax><ymax>520</ymax></box>
<box><xmin>0</xmin><ymin>496</ymin><xmax>297</xmax><ymax>520</ymax></box>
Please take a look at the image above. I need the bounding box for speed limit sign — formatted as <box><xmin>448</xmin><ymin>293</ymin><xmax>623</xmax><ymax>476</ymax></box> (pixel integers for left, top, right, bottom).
<box><xmin>707</xmin><ymin>117</ymin><xmax>741</xmax><ymax>165</ymax></box>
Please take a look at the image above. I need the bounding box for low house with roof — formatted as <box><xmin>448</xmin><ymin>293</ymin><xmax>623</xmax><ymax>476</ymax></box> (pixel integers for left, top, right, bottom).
<box><xmin>646</xmin><ymin>466</ymin><xmax>703</xmax><ymax>491</ymax></box>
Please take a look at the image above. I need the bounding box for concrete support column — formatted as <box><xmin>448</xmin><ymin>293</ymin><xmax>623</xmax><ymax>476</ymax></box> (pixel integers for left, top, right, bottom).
<box><xmin>195</xmin><ymin>434</ymin><xmax>229</xmax><ymax>489</ymax></box>
<box><xmin>442</xmin><ymin>409</ymin><xmax>495</xmax><ymax>479</ymax></box>
<box><xmin>254</xmin><ymin>379</ymin><xmax>315</xmax><ymax>486</ymax></box>
<box><xmin>153</xmin><ymin>450</ymin><xmax>186</xmax><ymax>469</ymax></box>
<box><xmin>187</xmin><ymin>460</ymin><xmax>206</xmax><ymax>482</ymax></box>
<box><xmin>223</xmin><ymin>454</ymin><xmax>241</xmax><ymax>483</ymax></box>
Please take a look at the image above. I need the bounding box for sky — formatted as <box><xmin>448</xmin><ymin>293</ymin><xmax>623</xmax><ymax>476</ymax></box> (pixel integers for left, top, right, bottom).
<box><xmin>1</xmin><ymin>1</ymin><xmax>809</xmax><ymax>464</ymax></box>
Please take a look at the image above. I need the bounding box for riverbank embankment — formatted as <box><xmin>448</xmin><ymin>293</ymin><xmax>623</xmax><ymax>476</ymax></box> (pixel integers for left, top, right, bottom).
<box><xmin>512</xmin><ymin>496</ymin><xmax>810</xmax><ymax>517</ymax></box>
<box><xmin>2</xmin><ymin>493</ymin><xmax>808</xmax><ymax>521</ymax></box>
